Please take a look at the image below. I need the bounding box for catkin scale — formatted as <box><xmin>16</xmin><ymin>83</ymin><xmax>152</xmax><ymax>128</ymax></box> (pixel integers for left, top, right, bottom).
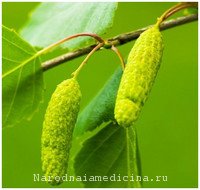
<box><xmin>115</xmin><ymin>25</ymin><xmax>164</xmax><ymax>128</ymax></box>
<box><xmin>41</xmin><ymin>78</ymin><xmax>81</xmax><ymax>185</ymax></box>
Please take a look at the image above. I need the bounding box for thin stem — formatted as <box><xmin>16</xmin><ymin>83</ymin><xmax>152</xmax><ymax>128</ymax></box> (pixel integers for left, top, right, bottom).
<box><xmin>111</xmin><ymin>45</ymin><xmax>125</xmax><ymax>70</ymax></box>
<box><xmin>41</xmin><ymin>14</ymin><xmax>198</xmax><ymax>71</ymax></box>
<box><xmin>36</xmin><ymin>33</ymin><xmax>104</xmax><ymax>56</ymax></box>
<box><xmin>165</xmin><ymin>3</ymin><xmax>198</xmax><ymax>19</ymax></box>
<box><xmin>156</xmin><ymin>2</ymin><xmax>198</xmax><ymax>26</ymax></box>
<box><xmin>156</xmin><ymin>3</ymin><xmax>182</xmax><ymax>26</ymax></box>
<box><xmin>72</xmin><ymin>43</ymin><xmax>104</xmax><ymax>78</ymax></box>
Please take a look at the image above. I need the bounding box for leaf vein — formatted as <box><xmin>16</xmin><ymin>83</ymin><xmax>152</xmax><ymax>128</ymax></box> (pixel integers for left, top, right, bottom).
<box><xmin>2</xmin><ymin>36</ymin><xmax>34</xmax><ymax>56</ymax></box>
<box><xmin>2</xmin><ymin>56</ymin><xmax>21</xmax><ymax>64</ymax></box>
<box><xmin>102</xmin><ymin>139</ymin><xmax>125</xmax><ymax>175</ymax></box>
<box><xmin>77</xmin><ymin>125</ymin><xmax>119</xmax><ymax>173</ymax></box>
<box><xmin>4</xmin><ymin>67</ymin><xmax>23</xmax><ymax>125</ymax></box>
<box><xmin>2</xmin><ymin>55</ymin><xmax>37</xmax><ymax>78</ymax></box>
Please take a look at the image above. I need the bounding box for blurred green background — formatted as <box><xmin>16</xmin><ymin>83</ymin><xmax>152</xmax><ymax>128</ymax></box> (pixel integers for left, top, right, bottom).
<box><xmin>2</xmin><ymin>2</ymin><xmax>198</xmax><ymax>188</ymax></box>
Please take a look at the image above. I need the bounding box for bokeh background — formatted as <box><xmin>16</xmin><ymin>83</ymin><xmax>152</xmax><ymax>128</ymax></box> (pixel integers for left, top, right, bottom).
<box><xmin>2</xmin><ymin>2</ymin><xmax>198</xmax><ymax>188</ymax></box>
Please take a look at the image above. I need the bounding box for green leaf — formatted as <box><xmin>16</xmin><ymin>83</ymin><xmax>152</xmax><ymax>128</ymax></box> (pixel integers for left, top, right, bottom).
<box><xmin>74</xmin><ymin>67</ymin><xmax>122</xmax><ymax>136</ymax></box>
<box><xmin>2</xmin><ymin>25</ymin><xmax>44</xmax><ymax>128</ymax></box>
<box><xmin>20</xmin><ymin>2</ymin><xmax>118</xmax><ymax>51</ymax></box>
<box><xmin>73</xmin><ymin>65</ymin><xmax>141</xmax><ymax>187</ymax></box>
<box><xmin>74</xmin><ymin>122</ymin><xmax>141</xmax><ymax>188</ymax></box>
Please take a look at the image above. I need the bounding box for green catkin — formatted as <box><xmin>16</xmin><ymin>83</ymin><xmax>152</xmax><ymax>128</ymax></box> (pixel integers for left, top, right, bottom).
<box><xmin>114</xmin><ymin>25</ymin><xmax>164</xmax><ymax>128</ymax></box>
<box><xmin>41</xmin><ymin>78</ymin><xmax>81</xmax><ymax>185</ymax></box>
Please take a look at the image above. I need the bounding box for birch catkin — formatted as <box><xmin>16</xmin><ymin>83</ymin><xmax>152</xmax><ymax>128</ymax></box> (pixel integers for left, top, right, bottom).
<box><xmin>114</xmin><ymin>25</ymin><xmax>164</xmax><ymax>128</ymax></box>
<box><xmin>41</xmin><ymin>78</ymin><xmax>81</xmax><ymax>185</ymax></box>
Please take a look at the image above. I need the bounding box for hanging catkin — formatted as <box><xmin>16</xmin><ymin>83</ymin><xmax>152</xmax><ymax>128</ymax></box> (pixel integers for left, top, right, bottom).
<box><xmin>41</xmin><ymin>78</ymin><xmax>81</xmax><ymax>185</ymax></box>
<box><xmin>115</xmin><ymin>25</ymin><xmax>164</xmax><ymax>128</ymax></box>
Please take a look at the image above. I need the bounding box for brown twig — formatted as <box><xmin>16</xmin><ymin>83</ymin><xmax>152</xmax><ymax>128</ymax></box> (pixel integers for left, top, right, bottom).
<box><xmin>42</xmin><ymin>14</ymin><xmax>198</xmax><ymax>71</ymax></box>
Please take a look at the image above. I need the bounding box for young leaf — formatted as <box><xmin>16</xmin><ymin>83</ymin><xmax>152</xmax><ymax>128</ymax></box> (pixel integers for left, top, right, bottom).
<box><xmin>74</xmin><ymin>67</ymin><xmax>122</xmax><ymax>136</ymax></box>
<box><xmin>2</xmin><ymin>25</ymin><xmax>44</xmax><ymax>128</ymax></box>
<box><xmin>20</xmin><ymin>2</ymin><xmax>118</xmax><ymax>51</ymax></box>
<box><xmin>74</xmin><ymin>122</ymin><xmax>141</xmax><ymax>188</ymax></box>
